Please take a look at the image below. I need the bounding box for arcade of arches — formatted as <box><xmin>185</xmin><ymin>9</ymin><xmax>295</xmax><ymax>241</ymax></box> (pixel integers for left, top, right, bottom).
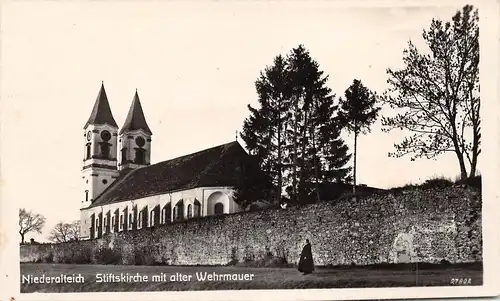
<box><xmin>87</xmin><ymin>189</ymin><xmax>237</xmax><ymax>240</ymax></box>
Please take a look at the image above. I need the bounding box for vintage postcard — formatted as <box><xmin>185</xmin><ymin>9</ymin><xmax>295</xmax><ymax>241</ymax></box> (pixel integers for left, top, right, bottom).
<box><xmin>1</xmin><ymin>0</ymin><xmax>499</xmax><ymax>300</ymax></box>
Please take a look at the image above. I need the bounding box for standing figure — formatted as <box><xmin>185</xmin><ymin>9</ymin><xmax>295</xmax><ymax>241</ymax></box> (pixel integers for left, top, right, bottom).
<box><xmin>298</xmin><ymin>239</ymin><xmax>314</xmax><ymax>275</ymax></box>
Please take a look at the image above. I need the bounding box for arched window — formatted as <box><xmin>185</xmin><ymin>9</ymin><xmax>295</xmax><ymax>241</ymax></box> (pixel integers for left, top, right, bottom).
<box><xmin>162</xmin><ymin>203</ymin><xmax>171</xmax><ymax>224</ymax></box>
<box><xmin>128</xmin><ymin>213</ymin><xmax>133</xmax><ymax>229</ymax></box>
<box><xmin>174</xmin><ymin>201</ymin><xmax>184</xmax><ymax>221</ymax></box>
<box><xmin>149</xmin><ymin>210</ymin><xmax>155</xmax><ymax>227</ymax></box>
<box><xmin>106</xmin><ymin>213</ymin><xmax>111</xmax><ymax>232</ymax></box>
<box><xmin>135</xmin><ymin>149</ymin><xmax>145</xmax><ymax>164</ymax></box>
<box><xmin>207</xmin><ymin>192</ymin><xmax>228</xmax><ymax>216</ymax></box>
<box><xmin>111</xmin><ymin>216</ymin><xmax>115</xmax><ymax>232</ymax></box>
<box><xmin>187</xmin><ymin>204</ymin><xmax>193</xmax><ymax>218</ymax></box>
<box><xmin>100</xmin><ymin>143</ymin><xmax>110</xmax><ymax>159</ymax></box>
<box><xmin>121</xmin><ymin>148</ymin><xmax>127</xmax><ymax>164</ymax></box>
<box><xmin>100</xmin><ymin>130</ymin><xmax>111</xmax><ymax>159</ymax></box>
<box><xmin>214</xmin><ymin>203</ymin><xmax>224</xmax><ymax>215</ymax></box>
<box><xmin>103</xmin><ymin>217</ymin><xmax>107</xmax><ymax>234</ymax></box>
<box><xmin>194</xmin><ymin>200</ymin><xmax>201</xmax><ymax>217</ymax></box>
<box><xmin>138</xmin><ymin>212</ymin><xmax>143</xmax><ymax>229</ymax></box>
<box><xmin>119</xmin><ymin>214</ymin><xmax>124</xmax><ymax>231</ymax></box>
<box><xmin>85</xmin><ymin>190</ymin><xmax>89</xmax><ymax>203</ymax></box>
<box><xmin>132</xmin><ymin>206</ymin><xmax>138</xmax><ymax>229</ymax></box>
<box><xmin>86</xmin><ymin>143</ymin><xmax>91</xmax><ymax>159</ymax></box>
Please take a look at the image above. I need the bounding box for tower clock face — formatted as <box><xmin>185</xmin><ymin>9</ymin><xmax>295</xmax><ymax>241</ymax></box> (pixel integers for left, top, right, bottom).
<box><xmin>86</xmin><ymin>131</ymin><xmax>92</xmax><ymax>141</ymax></box>
<box><xmin>135</xmin><ymin>136</ymin><xmax>145</xmax><ymax>147</ymax></box>
<box><xmin>101</xmin><ymin>130</ymin><xmax>111</xmax><ymax>142</ymax></box>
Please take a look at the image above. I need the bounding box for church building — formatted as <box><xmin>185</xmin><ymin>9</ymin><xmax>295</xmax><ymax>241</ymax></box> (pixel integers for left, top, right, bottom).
<box><xmin>79</xmin><ymin>84</ymin><xmax>266</xmax><ymax>240</ymax></box>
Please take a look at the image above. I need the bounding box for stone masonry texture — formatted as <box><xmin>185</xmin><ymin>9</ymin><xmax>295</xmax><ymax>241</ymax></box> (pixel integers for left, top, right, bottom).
<box><xmin>20</xmin><ymin>185</ymin><xmax>482</xmax><ymax>266</ymax></box>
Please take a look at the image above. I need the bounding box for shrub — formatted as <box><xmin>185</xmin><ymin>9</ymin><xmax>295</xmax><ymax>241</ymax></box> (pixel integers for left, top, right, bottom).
<box><xmin>42</xmin><ymin>251</ymin><xmax>54</xmax><ymax>263</ymax></box>
<box><xmin>265</xmin><ymin>246</ymin><xmax>273</xmax><ymax>257</ymax></box>
<box><xmin>61</xmin><ymin>256</ymin><xmax>72</xmax><ymax>264</ymax></box>
<box><xmin>72</xmin><ymin>247</ymin><xmax>92</xmax><ymax>264</ymax></box>
<box><xmin>458</xmin><ymin>176</ymin><xmax>482</xmax><ymax>188</ymax></box>
<box><xmin>263</xmin><ymin>256</ymin><xmax>289</xmax><ymax>267</ymax></box>
<box><xmin>133</xmin><ymin>246</ymin><xmax>159</xmax><ymax>265</ymax></box>
<box><xmin>440</xmin><ymin>259</ymin><xmax>451</xmax><ymax>265</ymax></box>
<box><xmin>235</xmin><ymin>255</ymin><xmax>290</xmax><ymax>268</ymax></box>
<box><xmin>242</xmin><ymin>245</ymin><xmax>255</xmax><ymax>262</ymax></box>
<box><xmin>94</xmin><ymin>247</ymin><xmax>122</xmax><ymax>265</ymax></box>
<box><xmin>422</xmin><ymin>177</ymin><xmax>454</xmax><ymax>189</ymax></box>
<box><xmin>226</xmin><ymin>247</ymin><xmax>239</xmax><ymax>265</ymax></box>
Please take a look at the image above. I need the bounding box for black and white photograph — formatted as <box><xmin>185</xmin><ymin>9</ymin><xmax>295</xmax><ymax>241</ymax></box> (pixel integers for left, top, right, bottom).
<box><xmin>1</xmin><ymin>0</ymin><xmax>499</xmax><ymax>300</ymax></box>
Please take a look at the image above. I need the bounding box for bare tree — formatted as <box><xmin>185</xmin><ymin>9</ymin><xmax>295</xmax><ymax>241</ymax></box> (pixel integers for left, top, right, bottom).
<box><xmin>19</xmin><ymin>208</ymin><xmax>46</xmax><ymax>244</ymax></box>
<box><xmin>381</xmin><ymin>5</ymin><xmax>480</xmax><ymax>180</ymax></box>
<box><xmin>49</xmin><ymin>220</ymin><xmax>80</xmax><ymax>243</ymax></box>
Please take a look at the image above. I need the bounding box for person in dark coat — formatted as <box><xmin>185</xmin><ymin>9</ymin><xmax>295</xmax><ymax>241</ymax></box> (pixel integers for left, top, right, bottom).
<box><xmin>298</xmin><ymin>239</ymin><xmax>314</xmax><ymax>275</ymax></box>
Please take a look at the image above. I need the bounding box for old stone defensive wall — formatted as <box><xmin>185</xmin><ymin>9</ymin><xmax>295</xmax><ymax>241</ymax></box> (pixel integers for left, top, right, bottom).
<box><xmin>20</xmin><ymin>185</ymin><xmax>482</xmax><ymax>266</ymax></box>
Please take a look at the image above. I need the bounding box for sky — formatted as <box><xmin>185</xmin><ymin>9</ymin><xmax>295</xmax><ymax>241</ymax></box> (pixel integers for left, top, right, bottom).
<box><xmin>0</xmin><ymin>1</ymin><xmax>489</xmax><ymax>242</ymax></box>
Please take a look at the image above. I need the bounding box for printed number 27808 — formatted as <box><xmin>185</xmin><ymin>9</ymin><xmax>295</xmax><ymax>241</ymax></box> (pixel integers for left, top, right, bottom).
<box><xmin>450</xmin><ymin>278</ymin><xmax>472</xmax><ymax>285</ymax></box>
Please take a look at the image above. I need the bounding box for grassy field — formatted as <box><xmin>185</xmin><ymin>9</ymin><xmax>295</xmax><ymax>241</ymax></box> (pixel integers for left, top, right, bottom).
<box><xmin>20</xmin><ymin>263</ymin><xmax>482</xmax><ymax>293</ymax></box>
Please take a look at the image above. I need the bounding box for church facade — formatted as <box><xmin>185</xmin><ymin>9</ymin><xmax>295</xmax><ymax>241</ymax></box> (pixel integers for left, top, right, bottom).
<box><xmin>79</xmin><ymin>84</ymin><xmax>262</xmax><ymax>240</ymax></box>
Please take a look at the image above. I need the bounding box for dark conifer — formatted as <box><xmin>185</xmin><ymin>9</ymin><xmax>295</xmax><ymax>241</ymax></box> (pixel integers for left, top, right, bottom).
<box><xmin>241</xmin><ymin>45</ymin><xmax>352</xmax><ymax>204</ymax></box>
<box><xmin>337</xmin><ymin>79</ymin><xmax>381</xmax><ymax>194</ymax></box>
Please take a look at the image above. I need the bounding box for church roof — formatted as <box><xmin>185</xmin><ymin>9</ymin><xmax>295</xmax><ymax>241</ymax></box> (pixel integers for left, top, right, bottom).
<box><xmin>119</xmin><ymin>91</ymin><xmax>152</xmax><ymax>135</ymax></box>
<box><xmin>87</xmin><ymin>141</ymin><xmax>251</xmax><ymax>208</ymax></box>
<box><xmin>84</xmin><ymin>83</ymin><xmax>118</xmax><ymax>129</ymax></box>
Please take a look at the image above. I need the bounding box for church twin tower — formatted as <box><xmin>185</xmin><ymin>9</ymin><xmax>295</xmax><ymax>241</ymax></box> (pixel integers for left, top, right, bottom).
<box><xmin>81</xmin><ymin>83</ymin><xmax>153</xmax><ymax>209</ymax></box>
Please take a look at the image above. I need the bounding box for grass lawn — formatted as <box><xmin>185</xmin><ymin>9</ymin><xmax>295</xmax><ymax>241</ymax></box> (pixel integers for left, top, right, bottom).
<box><xmin>20</xmin><ymin>262</ymin><xmax>482</xmax><ymax>293</ymax></box>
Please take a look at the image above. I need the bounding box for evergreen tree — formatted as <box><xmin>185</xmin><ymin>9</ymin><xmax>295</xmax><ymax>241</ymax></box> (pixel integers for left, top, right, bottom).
<box><xmin>337</xmin><ymin>79</ymin><xmax>381</xmax><ymax>194</ymax></box>
<box><xmin>241</xmin><ymin>45</ymin><xmax>352</xmax><ymax>204</ymax></box>
<box><xmin>286</xmin><ymin>45</ymin><xmax>351</xmax><ymax>202</ymax></box>
<box><xmin>317</xmin><ymin>99</ymin><xmax>352</xmax><ymax>184</ymax></box>
<box><xmin>232</xmin><ymin>154</ymin><xmax>275</xmax><ymax>209</ymax></box>
<box><xmin>240</xmin><ymin>54</ymin><xmax>291</xmax><ymax>203</ymax></box>
<box><xmin>285</xmin><ymin>46</ymin><xmax>311</xmax><ymax>203</ymax></box>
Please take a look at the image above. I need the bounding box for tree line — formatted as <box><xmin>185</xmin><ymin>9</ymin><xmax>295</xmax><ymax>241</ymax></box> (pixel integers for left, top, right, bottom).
<box><xmin>19</xmin><ymin>208</ymin><xmax>79</xmax><ymax>244</ymax></box>
<box><xmin>237</xmin><ymin>5</ymin><xmax>480</xmax><ymax>206</ymax></box>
